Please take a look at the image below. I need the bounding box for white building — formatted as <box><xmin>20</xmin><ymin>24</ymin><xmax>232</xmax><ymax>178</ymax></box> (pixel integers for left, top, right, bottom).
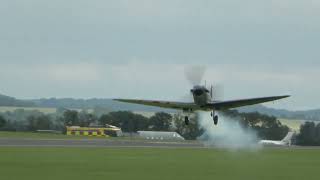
<box><xmin>137</xmin><ymin>131</ymin><xmax>185</xmax><ymax>141</ymax></box>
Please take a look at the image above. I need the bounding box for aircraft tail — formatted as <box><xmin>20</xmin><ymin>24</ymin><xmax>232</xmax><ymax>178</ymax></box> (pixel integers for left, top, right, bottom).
<box><xmin>281</xmin><ymin>131</ymin><xmax>294</xmax><ymax>145</ymax></box>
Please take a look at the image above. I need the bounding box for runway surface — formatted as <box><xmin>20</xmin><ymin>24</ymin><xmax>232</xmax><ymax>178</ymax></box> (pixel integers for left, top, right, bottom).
<box><xmin>0</xmin><ymin>138</ymin><xmax>319</xmax><ymax>149</ymax></box>
<box><xmin>0</xmin><ymin>138</ymin><xmax>203</xmax><ymax>148</ymax></box>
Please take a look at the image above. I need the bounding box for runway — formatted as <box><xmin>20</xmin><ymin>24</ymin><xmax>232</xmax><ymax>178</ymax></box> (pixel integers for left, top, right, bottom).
<box><xmin>0</xmin><ymin>138</ymin><xmax>319</xmax><ymax>149</ymax></box>
<box><xmin>0</xmin><ymin>138</ymin><xmax>203</xmax><ymax>148</ymax></box>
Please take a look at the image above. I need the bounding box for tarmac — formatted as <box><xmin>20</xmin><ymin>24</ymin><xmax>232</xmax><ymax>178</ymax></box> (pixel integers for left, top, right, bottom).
<box><xmin>1</xmin><ymin>137</ymin><xmax>320</xmax><ymax>149</ymax></box>
<box><xmin>0</xmin><ymin>138</ymin><xmax>204</xmax><ymax>148</ymax></box>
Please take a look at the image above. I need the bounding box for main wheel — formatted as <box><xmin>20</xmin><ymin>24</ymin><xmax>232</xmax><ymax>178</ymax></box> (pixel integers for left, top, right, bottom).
<box><xmin>213</xmin><ymin>115</ymin><xmax>218</xmax><ymax>125</ymax></box>
<box><xmin>184</xmin><ymin>116</ymin><xmax>189</xmax><ymax>125</ymax></box>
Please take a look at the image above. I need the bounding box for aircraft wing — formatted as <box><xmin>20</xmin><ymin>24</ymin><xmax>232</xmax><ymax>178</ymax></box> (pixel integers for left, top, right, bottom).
<box><xmin>113</xmin><ymin>99</ymin><xmax>201</xmax><ymax>110</ymax></box>
<box><xmin>114</xmin><ymin>95</ymin><xmax>289</xmax><ymax>111</ymax></box>
<box><xmin>211</xmin><ymin>95</ymin><xmax>290</xmax><ymax>110</ymax></box>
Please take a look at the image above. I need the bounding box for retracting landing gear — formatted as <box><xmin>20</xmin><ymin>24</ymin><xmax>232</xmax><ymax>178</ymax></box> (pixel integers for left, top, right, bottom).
<box><xmin>184</xmin><ymin>116</ymin><xmax>189</xmax><ymax>125</ymax></box>
<box><xmin>211</xmin><ymin>111</ymin><xmax>218</xmax><ymax>125</ymax></box>
<box><xmin>183</xmin><ymin>108</ymin><xmax>193</xmax><ymax>126</ymax></box>
<box><xmin>213</xmin><ymin>115</ymin><xmax>218</xmax><ymax>125</ymax></box>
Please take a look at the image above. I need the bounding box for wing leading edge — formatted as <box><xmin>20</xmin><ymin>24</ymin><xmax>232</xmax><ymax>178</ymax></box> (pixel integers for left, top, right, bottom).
<box><xmin>211</xmin><ymin>95</ymin><xmax>290</xmax><ymax>110</ymax></box>
<box><xmin>114</xmin><ymin>95</ymin><xmax>290</xmax><ymax>111</ymax></box>
<box><xmin>113</xmin><ymin>99</ymin><xmax>201</xmax><ymax>110</ymax></box>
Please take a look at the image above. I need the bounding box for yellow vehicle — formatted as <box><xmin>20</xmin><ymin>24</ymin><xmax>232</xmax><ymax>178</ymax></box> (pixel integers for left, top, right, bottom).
<box><xmin>66</xmin><ymin>124</ymin><xmax>122</xmax><ymax>137</ymax></box>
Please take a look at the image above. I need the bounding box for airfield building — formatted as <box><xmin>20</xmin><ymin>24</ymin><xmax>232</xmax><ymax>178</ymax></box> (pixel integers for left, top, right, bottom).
<box><xmin>66</xmin><ymin>124</ymin><xmax>122</xmax><ymax>137</ymax></box>
<box><xmin>137</xmin><ymin>131</ymin><xmax>185</xmax><ymax>141</ymax></box>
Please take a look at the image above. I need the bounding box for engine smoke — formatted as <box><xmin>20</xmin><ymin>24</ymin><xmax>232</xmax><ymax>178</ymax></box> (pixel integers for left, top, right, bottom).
<box><xmin>184</xmin><ymin>66</ymin><xmax>206</xmax><ymax>86</ymax></box>
<box><xmin>197</xmin><ymin>112</ymin><xmax>261</xmax><ymax>150</ymax></box>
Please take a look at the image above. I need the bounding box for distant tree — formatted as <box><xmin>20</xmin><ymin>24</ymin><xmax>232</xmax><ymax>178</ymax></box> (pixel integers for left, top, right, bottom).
<box><xmin>27</xmin><ymin>115</ymin><xmax>52</xmax><ymax>131</ymax></box>
<box><xmin>63</xmin><ymin>110</ymin><xmax>79</xmax><ymax>126</ymax></box>
<box><xmin>92</xmin><ymin>106</ymin><xmax>112</xmax><ymax>118</ymax></box>
<box><xmin>148</xmin><ymin>112</ymin><xmax>172</xmax><ymax>131</ymax></box>
<box><xmin>228</xmin><ymin>111</ymin><xmax>289</xmax><ymax>140</ymax></box>
<box><xmin>0</xmin><ymin>115</ymin><xmax>6</xmax><ymax>128</ymax></box>
<box><xmin>315</xmin><ymin>123</ymin><xmax>320</xmax><ymax>145</ymax></box>
<box><xmin>78</xmin><ymin>110</ymin><xmax>97</xmax><ymax>127</ymax></box>
<box><xmin>99</xmin><ymin>114</ymin><xmax>113</xmax><ymax>126</ymax></box>
<box><xmin>56</xmin><ymin>107</ymin><xmax>67</xmax><ymax>116</ymax></box>
<box><xmin>258</xmin><ymin>116</ymin><xmax>288</xmax><ymax>140</ymax></box>
<box><xmin>239</xmin><ymin>112</ymin><xmax>264</xmax><ymax>128</ymax></box>
<box><xmin>296</xmin><ymin>122</ymin><xmax>318</xmax><ymax>145</ymax></box>
<box><xmin>99</xmin><ymin>111</ymin><xmax>149</xmax><ymax>132</ymax></box>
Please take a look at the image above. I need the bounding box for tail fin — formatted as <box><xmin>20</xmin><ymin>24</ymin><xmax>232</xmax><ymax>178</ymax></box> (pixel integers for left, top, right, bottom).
<box><xmin>281</xmin><ymin>132</ymin><xmax>294</xmax><ymax>145</ymax></box>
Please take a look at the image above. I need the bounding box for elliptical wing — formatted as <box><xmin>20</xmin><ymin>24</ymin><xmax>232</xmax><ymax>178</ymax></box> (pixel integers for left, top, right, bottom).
<box><xmin>113</xmin><ymin>99</ymin><xmax>200</xmax><ymax>110</ymax></box>
<box><xmin>211</xmin><ymin>95</ymin><xmax>290</xmax><ymax>110</ymax></box>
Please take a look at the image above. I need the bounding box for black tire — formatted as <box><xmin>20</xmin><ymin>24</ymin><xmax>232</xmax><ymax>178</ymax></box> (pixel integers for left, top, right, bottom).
<box><xmin>185</xmin><ymin>116</ymin><xmax>189</xmax><ymax>125</ymax></box>
<box><xmin>213</xmin><ymin>115</ymin><xmax>218</xmax><ymax>125</ymax></box>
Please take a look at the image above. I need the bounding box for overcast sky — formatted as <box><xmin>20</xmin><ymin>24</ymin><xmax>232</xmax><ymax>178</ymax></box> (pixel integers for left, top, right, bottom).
<box><xmin>0</xmin><ymin>0</ymin><xmax>319</xmax><ymax>110</ymax></box>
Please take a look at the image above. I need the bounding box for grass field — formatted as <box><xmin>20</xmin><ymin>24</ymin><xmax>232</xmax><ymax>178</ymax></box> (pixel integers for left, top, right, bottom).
<box><xmin>0</xmin><ymin>106</ymin><xmax>57</xmax><ymax>114</ymax></box>
<box><xmin>278</xmin><ymin>118</ymin><xmax>318</xmax><ymax>131</ymax></box>
<box><xmin>0</xmin><ymin>147</ymin><xmax>319</xmax><ymax>180</ymax></box>
<box><xmin>0</xmin><ymin>131</ymin><xmax>139</xmax><ymax>141</ymax></box>
<box><xmin>0</xmin><ymin>131</ymin><xmax>152</xmax><ymax>141</ymax></box>
<box><xmin>0</xmin><ymin>131</ymin><xmax>106</xmax><ymax>139</ymax></box>
<box><xmin>0</xmin><ymin>106</ymin><xmax>157</xmax><ymax>117</ymax></box>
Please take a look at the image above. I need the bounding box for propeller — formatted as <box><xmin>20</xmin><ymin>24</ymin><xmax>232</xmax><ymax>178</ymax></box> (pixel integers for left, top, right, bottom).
<box><xmin>181</xmin><ymin>66</ymin><xmax>224</xmax><ymax>102</ymax></box>
<box><xmin>180</xmin><ymin>93</ymin><xmax>194</xmax><ymax>102</ymax></box>
<box><xmin>211</xmin><ymin>83</ymin><xmax>224</xmax><ymax>101</ymax></box>
<box><xmin>179</xmin><ymin>66</ymin><xmax>206</xmax><ymax>102</ymax></box>
<box><xmin>184</xmin><ymin>66</ymin><xmax>206</xmax><ymax>86</ymax></box>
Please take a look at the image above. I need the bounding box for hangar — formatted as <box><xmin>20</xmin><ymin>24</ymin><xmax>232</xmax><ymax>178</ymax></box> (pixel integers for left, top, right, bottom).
<box><xmin>66</xmin><ymin>124</ymin><xmax>122</xmax><ymax>137</ymax></box>
<box><xmin>138</xmin><ymin>131</ymin><xmax>185</xmax><ymax>141</ymax></box>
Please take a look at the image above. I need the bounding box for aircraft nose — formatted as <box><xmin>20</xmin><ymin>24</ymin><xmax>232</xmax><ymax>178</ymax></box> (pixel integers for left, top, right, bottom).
<box><xmin>192</xmin><ymin>89</ymin><xmax>204</xmax><ymax>96</ymax></box>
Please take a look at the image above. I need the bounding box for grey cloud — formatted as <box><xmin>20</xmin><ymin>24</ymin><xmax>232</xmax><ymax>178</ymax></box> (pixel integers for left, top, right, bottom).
<box><xmin>1</xmin><ymin>0</ymin><xmax>319</xmax><ymax>65</ymax></box>
<box><xmin>0</xmin><ymin>0</ymin><xmax>319</xmax><ymax>109</ymax></box>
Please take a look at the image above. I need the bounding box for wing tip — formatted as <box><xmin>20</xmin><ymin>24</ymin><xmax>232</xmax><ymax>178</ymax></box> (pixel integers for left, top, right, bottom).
<box><xmin>281</xmin><ymin>95</ymin><xmax>291</xmax><ymax>99</ymax></box>
<box><xmin>113</xmin><ymin>99</ymin><xmax>141</xmax><ymax>103</ymax></box>
<box><xmin>113</xmin><ymin>99</ymin><xmax>126</xmax><ymax>102</ymax></box>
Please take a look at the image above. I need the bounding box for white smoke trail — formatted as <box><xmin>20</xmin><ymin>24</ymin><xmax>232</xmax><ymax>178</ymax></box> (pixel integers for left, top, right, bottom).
<box><xmin>197</xmin><ymin>112</ymin><xmax>261</xmax><ymax>150</ymax></box>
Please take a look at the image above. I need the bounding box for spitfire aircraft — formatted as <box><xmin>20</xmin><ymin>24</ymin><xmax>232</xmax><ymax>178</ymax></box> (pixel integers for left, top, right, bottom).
<box><xmin>114</xmin><ymin>67</ymin><xmax>290</xmax><ymax>126</ymax></box>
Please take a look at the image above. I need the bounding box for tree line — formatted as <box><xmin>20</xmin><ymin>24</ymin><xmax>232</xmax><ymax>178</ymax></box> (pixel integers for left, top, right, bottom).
<box><xmin>2</xmin><ymin>108</ymin><xmax>320</xmax><ymax>145</ymax></box>
<box><xmin>226</xmin><ymin>110</ymin><xmax>289</xmax><ymax>141</ymax></box>
<box><xmin>296</xmin><ymin>122</ymin><xmax>320</xmax><ymax>146</ymax></box>
<box><xmin>0</xmin><ymin>108</ymin><xmax>293</xmax><ymax>141</ymax></box>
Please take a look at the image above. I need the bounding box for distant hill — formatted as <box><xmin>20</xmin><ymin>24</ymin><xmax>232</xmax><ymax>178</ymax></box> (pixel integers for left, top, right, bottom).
<box><xmin>31</xmin><ymin>98</ymin><xmax>174</xmax><ymax>112</ymax></box>
<box><xmin>237</xmin><ymin>105</ymin><xmax>320</xmax><ymax>121</ymax></box>
<box><xmin>0</xmin><ymin>94</ymin><xmax>35</xmax><ymax>107</ymax></box>
<box><xmin>0</xmin><ymin>93</ymin><xmax>319</xmax><ymax>120</ymax></box>
<box><xmin>28</xmin><ymin>98</ymin><xmax>320</xmax><ymax>121</ymax></box>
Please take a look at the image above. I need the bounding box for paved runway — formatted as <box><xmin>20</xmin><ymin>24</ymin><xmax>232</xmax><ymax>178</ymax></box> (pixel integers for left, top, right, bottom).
<box><xmin>1</xmin><ymin>138</ymin><xmax>319</xmax><ymax>149</ymax></box>
<box><xmin>0</xmin><ymin>138</ymin><xmax>204</xmax><ymax>148</ymax></box>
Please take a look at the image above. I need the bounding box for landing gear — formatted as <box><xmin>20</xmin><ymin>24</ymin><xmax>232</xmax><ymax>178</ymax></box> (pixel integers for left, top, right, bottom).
<box><xmin>183</xmin><ymin>108</ymin><xmax>193</xmax><ymax>126</ymax></box>
<box><xmin>212</xmin><ymin>111</ymin><xmax>218</xmax><ymax>125</ymax></box>
<box><xmin>184</xmin><ymin>116</ymin><xmax>189</xmax><ymax>125</ymax></box>
<box><xmin>213</xmin><ymin>115</ymin><xmax>218</xmax><ymax>125</ymax></box>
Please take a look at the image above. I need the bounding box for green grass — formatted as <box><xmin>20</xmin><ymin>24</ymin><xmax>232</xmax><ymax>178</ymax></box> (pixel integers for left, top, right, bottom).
<box><xmin>0</xmin><ymin>131</ymin><xmax>185</xmax><ymax>142</ymax></box>
<box><xmin>0</xmin><ymin>106</ymin><xmax>57</xmax><ymax>114</ymax></box>
<box><xmin>0</xmin><ymin>147</ymin><xmax>319</xmax><ymax>180</ymax></box>
<box><xmin>0</xmin><ymin>131</ymin><xmax>107</xmax><ymax>139</ymax></box>
<box><xmin>278</xmin><ymin>118</ymin><xmax>311</xmax><ymax>131</ymax></box>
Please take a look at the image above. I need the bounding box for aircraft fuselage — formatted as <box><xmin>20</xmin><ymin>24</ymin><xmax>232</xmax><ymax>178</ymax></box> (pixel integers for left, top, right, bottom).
<box><xmin>191</xmin><ymin>85</ymin><xmax>212</xmax><ymax>107</ymax></box>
